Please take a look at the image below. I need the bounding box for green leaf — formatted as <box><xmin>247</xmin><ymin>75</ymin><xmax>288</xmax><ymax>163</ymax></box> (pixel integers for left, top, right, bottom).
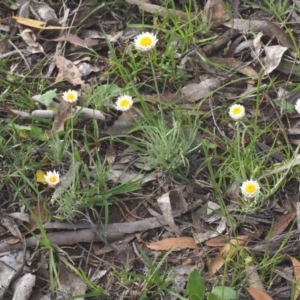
<box><xmin>185</xmin><ymin>269</ymin><xmax>205</xmax><ymax>300</ymax></box>
<box><xmin>210</xmin><ymin>286</ymin><xmax>237</xmax><ymax>300</ymax></box>
<box><xmin>206</xmin><ymin>293</ymin><xmax>220</xmax><ymax>300</ymax></box>
<box><xmin>40</xmin><ymin>89</ymin><xmax>57</xmax><ymax>106</ymax></box>
<box><xmin>94</xmin><ymin>84</ymin><xmax>122</xmax><ymax>98</ymax></box>
<box><xmin>274</xmin><ymin>98</ymin><xmax>295</xmax><ymax>114</ymax></box>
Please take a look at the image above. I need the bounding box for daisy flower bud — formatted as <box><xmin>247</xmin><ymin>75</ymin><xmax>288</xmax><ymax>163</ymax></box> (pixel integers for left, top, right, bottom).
<box><xmin>295</xmin><ymin>99</ymin><xmax>300</xmax><ymax>114</ymax></box>
<box><xmin>134</xmin><ymin>32</ymin><xmax>158</xmax><ymax>52</ymax></box>
<box><xmin>44</xmin><ymin>170</ymin><xmax>60</xmax><ymax>188</ymax></box>
<box><xmin>229</xmin><ymin>104</ymin><xmax>245</xmax><ymax>120</ymax></box>
<box><xmin>241</xmin><ymin>180</ymin><xmax>260</xmax><ymax>199</ymax></box>
<box><xmin>62</xmin><ymin>90</ymin><xmax>78</xmax><ymax>105</ymax></box>
<box><xmin>114</xmin><ymin>95</ymin><xmax>133</xmax><ymax>111</ymax></box>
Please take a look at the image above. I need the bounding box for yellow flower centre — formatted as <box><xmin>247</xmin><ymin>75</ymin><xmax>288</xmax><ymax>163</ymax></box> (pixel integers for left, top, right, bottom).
<box><xmin>245</xmin><ymin>183</ymin><xmax>256</xmax><ymax>194</ymax></box>
<box><xmin>66</xmin><ymin>93</ymin><xmax>75</xmax><ymax>100</ymax></box>
<box><xmin>120</xmin><ymin>99</ymin><xmax>130</xmax><ymax>108</ymax></box>
<box><xmin>233</xmin><ymin>107</ymin><xmax>242</xmax><ymax>115</ymax></box>
<box><xmin>49</xmin><ymin>175</ymin><xmax>57</xmax><ymax>183</ymax></box>
<box><xmin>140</xmin><ymin>37</ymin><xmax>152</xmax><ymax>47</ymax></box>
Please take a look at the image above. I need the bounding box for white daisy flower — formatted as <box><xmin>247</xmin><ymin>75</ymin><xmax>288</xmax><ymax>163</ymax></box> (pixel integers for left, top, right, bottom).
<box><xmin>241</xmin><ymin>180</ymin><xmax>260</xmax><ymax>198</ymax></box>
<box><xmin>44</xmin><ymin>170</ymin><xmax>60</xmax><ymax>188</ymax></box>
<box><xmin>62</xmin><ymin>90</ymin><xmax>78</xmax><ymax>104</ymax></box>
<box><xmin>114</xmin><ymin>95</ymin><xmax>133</xmax><ymax>111</ymax></box>
<box><xmin>134</xmin><ymin>32</ymin><xmax>158</xmax><ymax>52</ymax></box>
<box><xmin>295</xmin><ymin>99</ymin><xmax>300</xmax><ymax>114</ymax></box>
<box><xmin>229</xmin><ymin>104</ymin><xmax>245</xmax><ymax>120</ymax></box>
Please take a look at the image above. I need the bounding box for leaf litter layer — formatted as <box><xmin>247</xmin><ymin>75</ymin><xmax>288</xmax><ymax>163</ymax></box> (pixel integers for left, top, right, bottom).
<box><xmin>1</xmin><ymin>0</ymin><xmax>300</xmax><ymax>299</ymax></box>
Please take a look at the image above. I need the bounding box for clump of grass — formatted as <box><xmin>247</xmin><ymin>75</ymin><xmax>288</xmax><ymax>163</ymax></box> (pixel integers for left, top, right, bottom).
<box><xmin>127</xmin><ymin>111</ymin><xmax>202</xmax><ymax>179</ymax></box>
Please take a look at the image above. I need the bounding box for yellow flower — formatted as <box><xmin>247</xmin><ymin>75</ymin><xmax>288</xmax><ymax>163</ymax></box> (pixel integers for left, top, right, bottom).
<box><xmin>62</xmin><ymin>90</ymin><xmax>78</xmax><ymax>104</ymax></box>
<box><xmin>114</xmin><ymin>95</ymin><xmax>133</xmax><ymax>111</ymax></box>
<box><xmin>44</xmin><ymin>170</ymin><xmax>60</xmax><ymax>188</ymax></box>
<box><xmin>229</xmin><ymin>104</ymin><xmax>245</xmax><ymax>120</ymax></box>
<box><xmin>241</xmin><ymin>180</ymin><xmax>260</xmax><ymax>198</ymax></box>
<box><xmin>134</xmin><ymin>32</ymin><xmax>158</xmax><ymax>52</ymax></box>
<box><xmin>295</xmin><ymin>99</ymin><xmax>300</xmax><ymax>114</ymax></box>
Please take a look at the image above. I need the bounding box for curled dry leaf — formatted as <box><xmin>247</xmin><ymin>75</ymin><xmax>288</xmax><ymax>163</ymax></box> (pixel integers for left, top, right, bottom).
<box><xmin>0</xmin><ymin>214</ymin><xmax>23</xmax><ymax>241</ymax></box>
<box><xmin>169</xmin><ymin>190</ymin><xmax>188</xmax><ymax>213</ymax></box>
<box><xmin>252</xmin><ymin>32</ymin><xmax>264</xmax><ymax>58</ymax></box>
<box><xmin>157</xmin><ymin>191</ymin><xmax>182</xmax><ymax>236</ymax></box>
<box><xmin>261</xmin><ymin>45</ymin><xmax>288</xmax><ymax>76</ymax></box>
<box><xmin>203</xmin><ymin>0</ymin><xmax>230</xmax><ymax>28</ymax></box>
<box><xmin>194</xmin><ymin>216</ymin><xmax>227</xmax><ymax>243</ymax></box>
<box><xmin>20</xmin><ymin>29</ymin><xmax>44</xmax><ymax>54</ymax></box>
<box><xmin>146</xmin><ymin>237</ymin><xmax>199</xmax><ymax>251</ymax></box>
<box><xmin>29</xmin><ymin>0</ymin><xmax>57</xmax><ymax>21</ymax></box>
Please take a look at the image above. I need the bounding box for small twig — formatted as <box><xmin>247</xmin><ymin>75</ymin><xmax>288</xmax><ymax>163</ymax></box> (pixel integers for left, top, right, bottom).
<box><xmin>10</xmin><ymin>106</ymin><xmax>106</xmax><ymax>121</ymax></box>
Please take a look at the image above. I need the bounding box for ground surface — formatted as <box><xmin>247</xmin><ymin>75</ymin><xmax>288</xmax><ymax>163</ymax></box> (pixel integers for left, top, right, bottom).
<box><xmin>1</xmin><ymin>0</ymin><xmax>300</xmax><ymax>299</ymax></box>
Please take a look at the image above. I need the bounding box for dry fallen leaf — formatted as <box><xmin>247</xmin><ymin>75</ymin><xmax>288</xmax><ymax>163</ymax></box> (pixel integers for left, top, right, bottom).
<box><xmin>12</xmin><ymin>16</ymin><xmax>72</xmax><ymax>30</ymax></box>
<box><xmin>287</xmin><ymin>255</ymin><xmax>300</xmax><ymax>300</ymax></box>
<box><xmin>210</xmin><ymin>235</ymin><xmax>249</xmax><ymax>274</ymax></box>
<box><xmin>205</xmin><ymin>235</ymin><xmax>232</xmax><ymax>247</ymax></box>
<box><xmin>51</xmin><ymin>102</ymin><xmax>72</xmax><ymax>133</ymax></box>
<box><xmin>210</xmin><ymin>57</ymin><xmax>258</xmax><ymax>79</ymax></box>
<box><xmin>50</xmin><ymin>34</ymin><xmax>99</xmax><ymax>47</ymax></box>
<box><xmin>245</xmin><ymin>264</ymin><xmax>266</xmax><ymax>291</ymax></box>
<box><xmin>146</xmin><ymin>237</ymin><xmax>199</xmax><ymax>251</ymax></box>
<box><xmin>223</xmin><ymin>19</ymin><xmax>271</xmax><ymax>34</ymax></box>
<box><xmin>246</xmin><ymin>287</ymin><xmax>273</xmax><ymax>300</ymax></box>
<box><xmin>268</xmin><ymin>212</ymin><xmax>296</xmax><ymax>238</ymax></box>
<box><xmin>59</xmin><ymin>264</ymin><xmax>87</xmax><ymax>298</ymax></box>
<box><xmin>55</xmin><ymin>55</ymin><xmax>84</xmax><ymax>86</ymax></box>
<box><xmin>11</xmin><ymin>273</ymin><xmax>36</xmax><ymax>300</ymax></box>
<box><xmin>125</xmin><ymin>0</ymin><xmax>194</xmax><ymax>20</ymax></box>
<box><xmin>266</xmin><ymin>20</ymin><xmax>295</xmax><ymax>50</ymax></box>
<box><xmin>181</xmin><ymin>78</ymin><xmax>221</xmax><ymax>102</ymax></box>
<box><xmin>29</xmin><ymin>202</ymin><xmax>49</xmax><ymax>232</ymax></box>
